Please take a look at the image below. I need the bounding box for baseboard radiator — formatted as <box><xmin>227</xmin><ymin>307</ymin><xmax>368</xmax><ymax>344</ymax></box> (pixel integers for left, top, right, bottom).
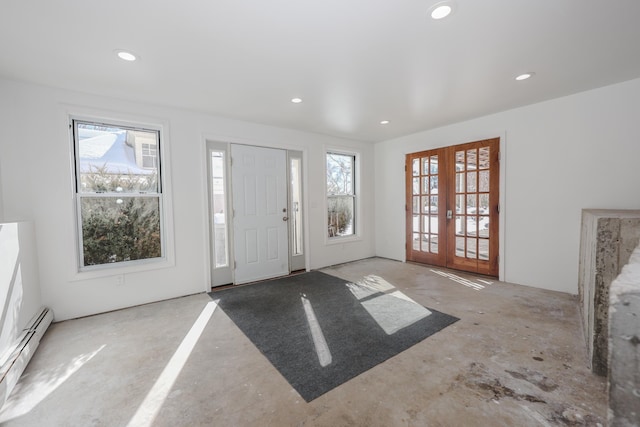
<box><xmin>0</xmin><ymin>307</ymin><xmax>53</xmax><ymax>406</ymax></box>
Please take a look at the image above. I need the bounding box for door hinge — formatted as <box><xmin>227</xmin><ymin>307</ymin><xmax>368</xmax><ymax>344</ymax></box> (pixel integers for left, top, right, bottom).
<box><xmin>497</xmin><ymin>204</ymin><xmax>500</xmax><ymax>213</ymax></box>
<box><xmin>498</xmin><ymin>151</ymin><xmax>501</xmax><ymax>161</ymax></box>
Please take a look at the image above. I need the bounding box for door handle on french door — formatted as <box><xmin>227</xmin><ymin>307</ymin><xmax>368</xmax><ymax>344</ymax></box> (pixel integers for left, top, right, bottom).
<box><xmin>446</xmin><ymin>210</ymin><xmax>452</xmax><ymax>219</ymax></box>
<box><xmin>283</xmin><ymin>216</ymin><xmax>289</xmax><ymax>221</ymax></box>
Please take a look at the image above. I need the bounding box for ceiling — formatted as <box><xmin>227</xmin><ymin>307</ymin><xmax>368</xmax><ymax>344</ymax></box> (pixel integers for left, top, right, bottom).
<box><xmin>2</xmin><ymin>0</ymin><xmax>640</xmax><ymax>143</ymax></box>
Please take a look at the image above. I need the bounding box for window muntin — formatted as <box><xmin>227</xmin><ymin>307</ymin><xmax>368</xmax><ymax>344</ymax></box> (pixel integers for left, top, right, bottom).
<box><xmin>326</xmin><ymin>152</ymin><xmax>356</xmax><ymax>238</ymax></box>
<box><xmin>73</xmin><ymin>120</ymin><xmax>164</xmax><ymax>269</ymax></box>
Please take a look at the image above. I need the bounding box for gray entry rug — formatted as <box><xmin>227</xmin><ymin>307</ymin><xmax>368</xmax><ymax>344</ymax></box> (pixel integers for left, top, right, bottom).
<box><xmin>209</xmin><ymin>271</ymin><xmax>458</xmax><ymax>402</ymax></box>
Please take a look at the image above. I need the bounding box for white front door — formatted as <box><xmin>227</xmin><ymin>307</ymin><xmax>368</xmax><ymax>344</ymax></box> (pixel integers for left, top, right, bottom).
<box><xmin>231</xmin><ymin>144</ymin><xmax>289</xmax><ymax>284</ymax></box>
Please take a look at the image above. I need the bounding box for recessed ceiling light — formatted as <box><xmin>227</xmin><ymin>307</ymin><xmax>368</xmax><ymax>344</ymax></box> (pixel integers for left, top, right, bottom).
<box><xmin>380</xmin><ymin>120</ymin><xmax>390</xmax><ymax>125</ymax></box>
<box><xmin>430</xmin><ymin>2</ymin><xmax>453</xmax><ymax>19</ymax></box>
<box><xmin>291</xmin><ymin>98</ymin><xmax>303</xmax><ymax>104</ymax></box>
<box><xmin>116</xmin><ymin>50</ymin><xmax>137</xmax><ymax>61</ymax></box>
<box><xmin>515</xmin><ymin>72</ymin><xmax>535</xmax><ymax>81</ymax></box>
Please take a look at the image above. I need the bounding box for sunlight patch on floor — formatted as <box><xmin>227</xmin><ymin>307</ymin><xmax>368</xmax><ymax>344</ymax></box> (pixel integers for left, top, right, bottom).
<box><xmin>126</xmin><ymin>300</ymin><xmax>218</xmax><ymax>427</ymax></box>
<box><xmin>0</xmin><ymin>344</ymin><xmax>106</xmax><ymax>423</ymax></box>
<box><xmin>430</xmin><ymin>269</ymin><xmax>493</xmax><ymax>290</ymax></box>
<box><xmin>300</xmin><ymin>294</ymin><xmax>332</xmax><ymax>367</ymax></box>
<box><xmin>346</xmin><ymin>275</ymin><xmax>431</xmax><ymax>335</ymax></box>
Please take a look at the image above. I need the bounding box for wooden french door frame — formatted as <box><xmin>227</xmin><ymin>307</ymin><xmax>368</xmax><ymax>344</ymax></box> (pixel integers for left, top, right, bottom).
<box><xmin>406</xmin><ymin>138</ymin><xmax>500</xmax><ymax>277</ymax></box>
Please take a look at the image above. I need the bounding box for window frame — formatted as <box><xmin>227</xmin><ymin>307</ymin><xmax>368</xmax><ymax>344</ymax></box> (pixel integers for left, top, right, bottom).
<box><xmin>71</xmin><ymin>116</ymin><xmax>169</xmax><ymax>273</ymax></box>
<box><xmin>326</xmin><ymin>149</ymin><xmax>359</xmax><ymax>242</ymax></box>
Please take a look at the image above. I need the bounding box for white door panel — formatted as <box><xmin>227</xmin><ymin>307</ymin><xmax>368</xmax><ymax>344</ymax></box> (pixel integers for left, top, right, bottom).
<box><xmin>231</xmin><ymin>145</ymin><xmax>289</xmax><ymax>284</ymax></box>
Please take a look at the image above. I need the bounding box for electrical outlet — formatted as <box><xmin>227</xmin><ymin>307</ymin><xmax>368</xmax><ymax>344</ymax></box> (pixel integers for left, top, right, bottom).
<box><xmin>116</xmin><ymin>274</ymin><xmax>125</xmax><ymax>286</ymax></box>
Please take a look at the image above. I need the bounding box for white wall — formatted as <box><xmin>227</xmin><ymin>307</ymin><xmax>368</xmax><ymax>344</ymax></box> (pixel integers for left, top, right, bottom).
<box><xmin>0</xmin><ymin>222</ymin><xmax>42</xmax><ymax>356</ymax></box>
<box><xmin>0</xmin><ymin>78</ymin><xmax>375</xmax><ymax>321</ymax></box>
<box><xmin>375</xmin><ymin>78</ymin><xmax>640</xmax><ymax>294</ymax></box>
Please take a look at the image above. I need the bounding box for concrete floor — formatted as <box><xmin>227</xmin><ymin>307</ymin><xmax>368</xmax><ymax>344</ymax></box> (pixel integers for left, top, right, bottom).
<box><xmin>0</xmin><ymin>258</ymin><xmax>607</xmax><ymax>426</ymax></box>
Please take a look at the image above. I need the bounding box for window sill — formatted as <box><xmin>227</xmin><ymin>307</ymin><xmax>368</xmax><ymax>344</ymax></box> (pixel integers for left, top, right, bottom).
<box><xmin>70</xmin><ymin>256</ymin><xmax>175</xmax><ymax>282</ymax></box>
<box><xmin>326</xmin><ymin>235</ymin><xmax>362</xmax><ymax>245</ymax></box>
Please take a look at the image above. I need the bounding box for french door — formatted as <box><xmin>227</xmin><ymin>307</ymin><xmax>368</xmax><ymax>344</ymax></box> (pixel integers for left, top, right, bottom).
<box><xmin>405</xmin><ymin>138</ymin><xmax>499</xmax><ymax>277</ymax></box>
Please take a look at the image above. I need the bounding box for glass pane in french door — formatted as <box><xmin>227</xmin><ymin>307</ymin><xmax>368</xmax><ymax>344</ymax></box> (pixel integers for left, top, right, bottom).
<box><xmin>417</xmin><ymin>155</ymin><xmax>439</xmax><ymax>253</ymax></box>
<box><xmin>447</xmin><ymin>138</ymin><xmax>498</xmax><ymax>277</ymax></box>
<box><xmin>453</xmin><ymin>147</ymin><xmax>482</xmax><ymax>261</ymax></box>
<box><xmin>406</xmin><ymin>150</ymin><xmax>444</xmax><ymax>265</ymax></box>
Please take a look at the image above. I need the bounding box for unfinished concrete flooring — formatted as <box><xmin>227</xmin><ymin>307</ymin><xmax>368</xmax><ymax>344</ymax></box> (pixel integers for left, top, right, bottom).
<box><xmin>0</xmin><ymin>258</ymin><xmax>606</xmax><ymax>426</ymax></box>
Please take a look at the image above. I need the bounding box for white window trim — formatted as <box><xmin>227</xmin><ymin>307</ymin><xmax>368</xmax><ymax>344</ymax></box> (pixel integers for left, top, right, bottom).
<box><xmin>325</xmin><ymin>147</ymin><xmax>362</xmax><ymax>245</ymax></box>
<box><xmin>65</xmin><ymin>110</ymin><xmax>175</xmax><ymax>281</ymax></box>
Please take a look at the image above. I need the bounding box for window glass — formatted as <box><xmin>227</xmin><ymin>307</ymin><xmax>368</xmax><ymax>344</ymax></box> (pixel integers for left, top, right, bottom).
<box><xmin>74</xmin><ymin>120</ymin><xmax>163</xmax><ymax>268</ymax></box>
<box><xmin>210</xmin><ymin>151</ymin><xmax>228</xmax><ymax>268</ymax></box>
<box><xmin>290</xmin><ymin>157</ymin><xmax>303</xmax><ymax>255</ymax></box>
<box><xmin>327</xmin><ymin>152</ymin><xmax>356</xmax><ymax>238</ymax></box>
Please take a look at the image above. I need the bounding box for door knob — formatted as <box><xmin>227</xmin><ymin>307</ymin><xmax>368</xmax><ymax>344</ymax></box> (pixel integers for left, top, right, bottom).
<box><xmin>283</xmin><ymin>216</ymin><xmax>289</xmax><ymax>221</ymax></box>
<box><xmin>446</xmin><ymin>210</ymin><xmax>452</xmax><ymax>219</ymax></box>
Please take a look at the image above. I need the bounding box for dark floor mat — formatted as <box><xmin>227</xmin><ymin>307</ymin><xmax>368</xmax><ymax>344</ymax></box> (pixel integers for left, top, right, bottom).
<box><xmin>209</xmin><ymin>271</ymin><xmax>458</xmax><ymax>401</ymax></box>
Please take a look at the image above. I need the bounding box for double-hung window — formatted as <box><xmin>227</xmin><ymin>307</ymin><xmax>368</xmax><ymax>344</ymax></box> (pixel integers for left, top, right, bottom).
<box><xmin>326</xmin><ymin>151</ymin><xmax>356</xmax><ymax>238</ymax></box>
<box><xmin>72</xmin><ymin>119</ymin><xmax>164</xmax><ymax>269</ymax></box>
